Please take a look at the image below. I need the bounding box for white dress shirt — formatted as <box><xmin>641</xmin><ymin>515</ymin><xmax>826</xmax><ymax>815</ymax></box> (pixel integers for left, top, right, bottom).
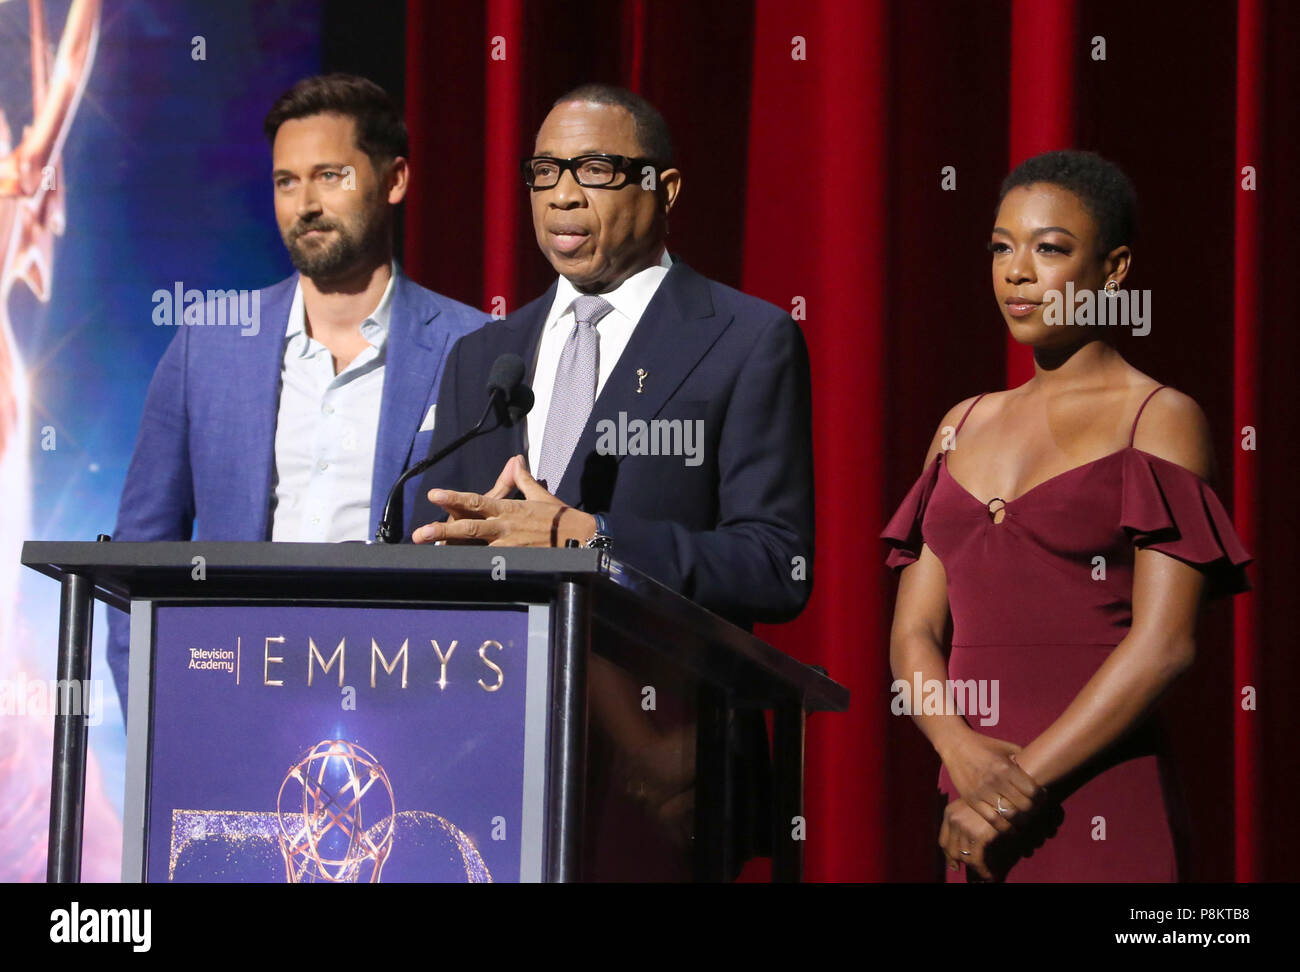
<box><xmin>526</xmin><ymin>249</ymin><xmax>672</xmax><ymax>476</ymax></box>
<box><xmin>268</xmin><ymin>265</ymin><xmax>396</xmax><ymax>541</ymax></box>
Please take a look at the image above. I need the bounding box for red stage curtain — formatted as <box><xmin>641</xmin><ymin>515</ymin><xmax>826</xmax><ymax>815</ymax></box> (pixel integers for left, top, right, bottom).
<box><xmin>1233</xmin><ymin>0</ymin><xmax>1262</xmax><ymax>882</ymax></box>
<box><xmin>403</xmin><ymin>0</ymin><xmax>1297</xmax><ymax>882</ymax></box>
<box><xmin>1006</xmin><ymin>0</ymin><xmax>1076</xmax><ymax>385</ymax></box>
<box><xmin>1238</xmin><ymin>0</ymin><xmax>1300</xmax><ymax>884</ymax></box>
<box><xmin>742</xmin><ymin>0</ymin><xmax>891</xmax><ymax>883</ymax></box>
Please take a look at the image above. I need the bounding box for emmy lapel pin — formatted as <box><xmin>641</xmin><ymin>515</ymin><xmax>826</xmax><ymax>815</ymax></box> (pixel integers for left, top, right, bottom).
<box><xmin>635</xmin><ymin>368</ymin><xmax>648</xmax><ymax>394</ymax></box>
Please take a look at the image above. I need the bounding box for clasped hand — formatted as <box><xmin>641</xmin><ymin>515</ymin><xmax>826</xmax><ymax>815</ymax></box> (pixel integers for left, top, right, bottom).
<box><xmin>938</xmin><ymin>726</ymin><xmax>1047</xmax><ymax>880</ymax></box>
<box><xmin>411</xmin><ymin>454</ymin><xmax>597</xmax><ymax>547</ymax></box>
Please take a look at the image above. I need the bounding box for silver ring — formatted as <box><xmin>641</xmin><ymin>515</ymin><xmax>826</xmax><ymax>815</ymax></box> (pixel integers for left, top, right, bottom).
<box><xmin>996</xmin><ymin>796</ymin><xmax>1008</xmax><ymax>816</ymax></box>
<box><xmin>960</xmin><ymin>850</ymin><xmax>971</xmax><ymax>856</ymax></box>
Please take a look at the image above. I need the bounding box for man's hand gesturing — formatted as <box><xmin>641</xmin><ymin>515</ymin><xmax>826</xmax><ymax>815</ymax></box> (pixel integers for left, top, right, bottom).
<box><xmin>411</xmin><ymin>454</ymin><xmax>598</xmax><ymax>548</ymax></box>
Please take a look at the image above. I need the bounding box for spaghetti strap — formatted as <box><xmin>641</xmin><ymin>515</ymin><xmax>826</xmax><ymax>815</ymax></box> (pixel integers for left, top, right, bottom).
<box><xmin>1129</xmin><ymin>385</ymin><xmax>1168</xmax><ymax>446</ymax></box>
<box><xmin>953</xmin><ymin>393</ymin><xmax>988</xmax><ymax>440</ymax></box>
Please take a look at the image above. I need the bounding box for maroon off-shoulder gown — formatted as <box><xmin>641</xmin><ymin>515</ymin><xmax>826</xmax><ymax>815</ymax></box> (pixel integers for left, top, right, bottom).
<box><xmin>881</xmin><ymin>389</ymin><xmax>1251</xmax><ymax>883</ymax></box>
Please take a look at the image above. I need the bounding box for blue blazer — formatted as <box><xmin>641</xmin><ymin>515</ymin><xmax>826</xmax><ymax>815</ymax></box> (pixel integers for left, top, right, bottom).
<box><xmin>108</xmin><ymin>268</ymin><xmax>488</xmax><ymax>707</ymax></box>
<box><xmin>408</xmin><ymin>258</ymin><xmax>815</xmax><ymax>626</ymax></box>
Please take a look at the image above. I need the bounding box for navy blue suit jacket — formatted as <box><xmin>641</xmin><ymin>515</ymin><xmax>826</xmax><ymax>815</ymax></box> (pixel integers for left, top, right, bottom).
<box><xmin>108</xmin><ymin>268</ymin><xmax>488</xmax><ymax>710</ymax></box>
<box><xmin>407</xmin><ymin>259</ymin><xmax>815</xmax><ymax>628</ymax></box>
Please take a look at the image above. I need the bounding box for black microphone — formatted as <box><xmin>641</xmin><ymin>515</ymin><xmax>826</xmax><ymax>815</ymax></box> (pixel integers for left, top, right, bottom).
<box><xmin>507</xmin><ymin>384</ymin><xmax>535</xmax><ymax>427</ymax></box>
<box><xmin>486</xmin><ymin>353</ymin><xmax>525</xmax><ymax>426</ymax></box>
<box><xmin>373</xmin><ymin>353</ymin><xmax>532</xmax><ymax>544</ymax></box>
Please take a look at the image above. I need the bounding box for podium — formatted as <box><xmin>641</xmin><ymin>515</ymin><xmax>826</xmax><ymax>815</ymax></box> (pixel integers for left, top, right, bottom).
<box><xmin>22</xmin><ymin>540</ymin><xmax>848</xmax><ymax>883</ymax></box>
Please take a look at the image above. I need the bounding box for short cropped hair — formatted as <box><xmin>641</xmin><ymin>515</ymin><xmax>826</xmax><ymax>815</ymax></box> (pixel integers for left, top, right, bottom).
<box><xmin>999</xmin><ymin>149</ymin><xmax>1137</xmax><ymax>253</ymax></box>
<box><xmin>550</xmin><ymin>83</ymin><xmax>674</xmax><ymax>167</ymax></box>
<box><xmin>264</xmin><ymin>74</ymin><xmax>408</xmax><ymax>168</ymax></box>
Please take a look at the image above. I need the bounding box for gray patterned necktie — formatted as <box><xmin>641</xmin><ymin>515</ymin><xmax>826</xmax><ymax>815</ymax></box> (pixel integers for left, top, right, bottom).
<box><xmin>535</xmin><ymin>294</ymin><xmax>615</xmax><ymax>491</ymax></box>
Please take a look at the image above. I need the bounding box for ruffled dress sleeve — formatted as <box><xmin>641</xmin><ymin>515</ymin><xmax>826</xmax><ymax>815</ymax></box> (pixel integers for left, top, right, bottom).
<box><xmin>1119</xmin><ymin>448</ymin><xmax>1252</xmax><ymax>598</ymax></box>
<box><xmin>880</xmin><ymin>453</ymin><xmax>943</xmax><ymax>572</ymax></box>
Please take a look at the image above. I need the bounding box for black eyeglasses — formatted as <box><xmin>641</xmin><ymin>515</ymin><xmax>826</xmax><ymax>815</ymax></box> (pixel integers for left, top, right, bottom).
<box><xmin>521</xmin><ymin>154</ymin><xmax>658</xmax><ymax>190</ymax></box>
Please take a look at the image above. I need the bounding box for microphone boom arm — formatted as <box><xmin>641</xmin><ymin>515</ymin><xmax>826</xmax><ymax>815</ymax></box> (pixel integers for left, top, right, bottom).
<box><xmin>373</xmin><ymin>392</ymin><xmax>501</xmax><ymax>544</ymax></box>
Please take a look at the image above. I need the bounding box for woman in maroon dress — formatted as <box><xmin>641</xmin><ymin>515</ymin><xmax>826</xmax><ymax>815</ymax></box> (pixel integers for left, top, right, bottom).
<box><xmin>882</xmin><ymin>150</ymin><xmax>1251</xmax><ymax>882</ymax></box>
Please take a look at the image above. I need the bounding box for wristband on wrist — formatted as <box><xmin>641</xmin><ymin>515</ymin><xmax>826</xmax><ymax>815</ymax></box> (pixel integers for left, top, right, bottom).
<box><xmin>550</xmin><ymin>505</ymin><xmax>570</xmax><ymax>547</ymax></box>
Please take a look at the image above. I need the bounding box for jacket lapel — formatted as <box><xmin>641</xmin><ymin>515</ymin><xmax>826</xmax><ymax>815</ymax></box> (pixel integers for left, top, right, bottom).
<box><xmin>369</xmin><ymin>269</ymin><xmax>453</xmax><ymax>533</ymax></box>
<box><xmin>554</xmin><ymin>260</ymin><xmax>730</xmax><ymax>504</ymax></box>
<box><xmin>245</xmin><ymin>275</ymin><xmax>296</xmax><ymax>539</ymax></box>
<box><xmin>501</xmin><ymin>283</ymin><xmax>556</xmax><ymax>461</ymax></box>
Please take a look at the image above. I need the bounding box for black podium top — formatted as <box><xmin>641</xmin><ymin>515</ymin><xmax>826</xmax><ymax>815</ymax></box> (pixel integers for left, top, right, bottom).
<box><xmin>22</xmin><ymin>541</ymin><xmax>848</xmax><ymax>712</ymax></box>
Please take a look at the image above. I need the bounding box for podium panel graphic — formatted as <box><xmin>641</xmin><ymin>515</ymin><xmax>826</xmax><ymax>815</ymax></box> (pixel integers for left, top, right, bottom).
<box><xmin>146</xmin><ymin>603</ymin><xmax>536</xmax><ymax>882</ymax></box>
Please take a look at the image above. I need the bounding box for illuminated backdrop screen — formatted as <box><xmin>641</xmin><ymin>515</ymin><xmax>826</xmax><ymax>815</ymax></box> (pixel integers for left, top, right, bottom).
<box><xmin>4</xmin><ymin>0</ymin><xmax>320</xmax><ymax>881</ymax></box>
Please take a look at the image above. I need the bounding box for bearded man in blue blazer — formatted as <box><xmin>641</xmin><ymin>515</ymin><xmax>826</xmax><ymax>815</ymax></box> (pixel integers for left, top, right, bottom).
<box><xmin>408</xmin><ymin>85</ymin><xmax>814</xmax><ymax>876</ymax></box>
<box><xmin>107</xmin><ymin>75</ymin><xmax>487</xmax><ymax>714</ymax></box>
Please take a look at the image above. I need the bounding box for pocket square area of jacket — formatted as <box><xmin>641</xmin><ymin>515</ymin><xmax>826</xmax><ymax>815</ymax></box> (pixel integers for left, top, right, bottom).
<box><xmin>419</xmin><ymin>404</ymin><xmax>436</xmax><ymax>432</ymax></box>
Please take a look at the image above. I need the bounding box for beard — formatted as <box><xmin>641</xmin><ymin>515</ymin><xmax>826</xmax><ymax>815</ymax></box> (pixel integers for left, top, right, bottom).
<box><xmin>284</xmin><ymin>204</ymin><xmax>388</xmax><ymax>281</ymax></box>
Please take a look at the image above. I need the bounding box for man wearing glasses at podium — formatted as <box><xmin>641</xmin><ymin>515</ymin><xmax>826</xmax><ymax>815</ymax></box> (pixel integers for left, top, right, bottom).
<box><xmin>407</xmin><ymin>85</ymin><xmax>814</xmax><ymax>877</ymax></box>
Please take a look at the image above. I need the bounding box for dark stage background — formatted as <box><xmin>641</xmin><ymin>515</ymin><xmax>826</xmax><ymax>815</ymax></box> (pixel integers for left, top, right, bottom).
<box><xmin>396</xmin><ymin>0</ymin><xmax>1297</xmax><ymax>882</ymax></box>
